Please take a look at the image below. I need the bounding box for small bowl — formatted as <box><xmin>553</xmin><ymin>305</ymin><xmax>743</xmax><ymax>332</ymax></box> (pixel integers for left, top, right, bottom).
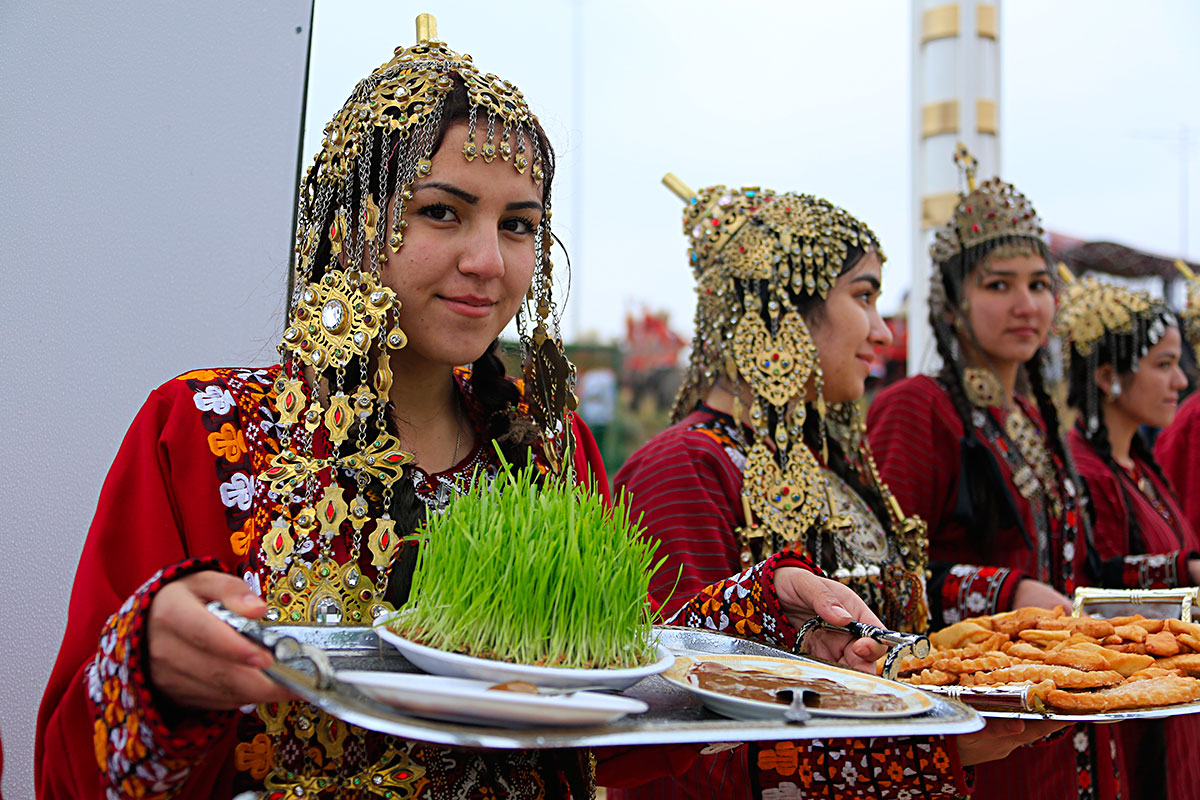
<box><xmin>375</xmin><ymin>618</ymin><xmax>673</xmax><ymax>690</ymax></box>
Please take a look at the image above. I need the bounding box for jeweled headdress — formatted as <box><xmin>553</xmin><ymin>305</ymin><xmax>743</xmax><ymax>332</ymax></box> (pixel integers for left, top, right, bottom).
<box><xmin>1058</xmin><ymin>266</ymin><xmax>1175</xmax><ymax>433</ymax></box>
<box><xmin>1174</xmin><ymin>259</ymin><xmax>1200</xmax><ymax>353</ymax></box>
<box><xmin>930</xmin><ymin>142</ymin><xmax>1046</xmax><ymax>267</ymax></box>
<box><xmin>262</xmin><ymin>14</ymin><xmax>574</xmax><ymax>623</ymax></box>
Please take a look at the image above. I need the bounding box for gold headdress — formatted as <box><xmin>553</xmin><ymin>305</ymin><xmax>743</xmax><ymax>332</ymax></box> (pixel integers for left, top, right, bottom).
<box><xmin>1174</xmin><ymin>259</ymin><xmax>1200</xmax><ymax>352</ymax></box>
<box><xmin>1057</xmin><ymin>265</ymin><xmax>1174</xmax><ymax>433</ymax></box>
<box><xmin>930</xmin><ymin>142</ymin><xmax>1047</xmax><ymax>267</ymax></box>
<box><xmin>265</xmin><ymin>14</ymin><xmax>573</xmax><ymax>622</ymax></box>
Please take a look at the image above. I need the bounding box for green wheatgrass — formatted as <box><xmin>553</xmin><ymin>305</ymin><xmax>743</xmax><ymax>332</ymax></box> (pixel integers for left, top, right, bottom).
<box><xmin>383</xmin><ymin>456</ymin><xmax>667</xmax><ymax>669</ymax></box>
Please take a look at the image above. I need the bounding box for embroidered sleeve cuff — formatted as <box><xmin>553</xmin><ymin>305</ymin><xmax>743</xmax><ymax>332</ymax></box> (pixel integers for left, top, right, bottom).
<box><xmin>1114</xmin><ymin>551</ymin><xmax>1184</xmax><ymax>589</ymax></box>
<box><xmin>937</xmin><ymin>564</ymin><xmax>1023</xmax><ymax>625</ymax></box>
<box><xmin>87</xmin><ymin>557</ymin><xmax>237</xmax><ymax>797</ymax></box>
<box><xmin>665</xmin><ymin>552</ymin><xmax>821</xmax><ymax>649</ymax></box>
<box><xmin>755</xmin><ymin>734</ymin><xmax>970</xmax><ymax>799</ymax></box>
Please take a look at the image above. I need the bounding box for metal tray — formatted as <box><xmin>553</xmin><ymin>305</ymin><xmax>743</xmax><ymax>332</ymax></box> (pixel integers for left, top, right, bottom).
<box><xmin>254</xmin><ymin>623</ymin><xmax>983</xmax><ymax>749</ymax></box>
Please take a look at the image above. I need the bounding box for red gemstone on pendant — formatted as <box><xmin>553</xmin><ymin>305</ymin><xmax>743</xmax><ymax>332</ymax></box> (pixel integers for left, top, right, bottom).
<box><xmin>380</xmin><ymin>532</ymin><xmax>390</xmax><ymax>549</ymax></box>
<box><xmin>386</xmin><ymin>453</ymin><xmax>402</xmax><ymax>462</ymax></box>
<box><xmin>782</xmin><ymin>486</ymin><xmax>790</xmax><ymax>495</ymax></box>
<box><xmin>771</xmin><ymin>352</ymin><xmax>780</xmax><ymax>361</ymax></box>
<box><xmin>326</xmin><ymin>504</ymin><xmax>335</xmax><ymax>522</ymax></box>
<box><xmin>279</xmin><ymin>592</ymin><xmax>292</xmax><ymax>605</ymax></box>
<box><xmin>972</xmin><ymin>223</ymin><xmax>981</xmax><ymax>233</ymax></box>
<box><xmin>274</xmin><ymin>533</ymin><xmax>284</xmax><ymax>550</ymax></box>
<box><xmin>396</xmin><ymin>771</ymin><xmax>411</xmax><ymax>780</ymax></box>
<box><xmin>334</xmin><ymin>409</ymin><xmax>343</xmax><ymax>425</ymax></box>
<box><xmin>711</xmin><ymin>218</ymin><xmax>720</xmax><ymax>226</ymax></box>
<box><xmin>285</xmin><ymin>394</ymin><xmax>295</xmax><ymax>410</ymax></box>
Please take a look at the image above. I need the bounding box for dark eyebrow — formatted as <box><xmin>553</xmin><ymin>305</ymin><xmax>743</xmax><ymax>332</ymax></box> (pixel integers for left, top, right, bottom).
<box><xmin>850</xmin><ymin>275</ymin><xmax>881</xmax><ymax>291</ymax></box>
<box><xmin>413</xmin><ymin>181</ymin><xmax>478</xmax><ymax>204</ymax></box>
<box><xmin>983</xmin><ymin>270</ymin><xmax>1051</xmax><ymax>279</ymax></box>
<box><xmin>412</xmin><ymin>181</ymin><xmax>542</xmax><ymax>214</ymax></box>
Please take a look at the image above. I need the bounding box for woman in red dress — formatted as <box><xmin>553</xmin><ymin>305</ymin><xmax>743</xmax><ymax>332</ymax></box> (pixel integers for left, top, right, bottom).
<box><xmin>610</xmin><ymin>178</ymin><xmax>1058</xmax><ymax>800</ymax></box>
<box><xmin>35</xmin><ymin>18</ymin><xmax>887</xmax><ymax>800</ymax></box>
<box><xmin>1058</xmin><ymin>275</ymin><xmax>1200</xmax><ymax>800</ymax></box>
<box><xmin>866</xmin><ymin>146</ymin><xmax>1123</xmax><ymax>800</ymax></box>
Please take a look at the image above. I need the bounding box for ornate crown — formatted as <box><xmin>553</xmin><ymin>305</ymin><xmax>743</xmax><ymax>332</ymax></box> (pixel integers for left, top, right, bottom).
<box><xmin>1057</xmin><ymin>272</ymin><xmax>1170</xmax><ymax>357</ymax></box>
<box><xmin>667</xmin><ymin>175</ymin><xmax>882</xmax><ymax>300</ymax></box>
<box><xmin>930</xmin><ymin>142</ymin><xmax>1045</xmax><ymax>264</ymax></box>
<box><xmin>1175</xmin><ymin>260</ymin><xmax>1200</xmax><ymax>352</ymax></box>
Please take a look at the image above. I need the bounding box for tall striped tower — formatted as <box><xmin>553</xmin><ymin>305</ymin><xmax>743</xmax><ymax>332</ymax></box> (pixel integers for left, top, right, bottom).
<box><xmin>908</xmin><ymin>0</ymin><xmax>1001</xmax><ymax>373</ymax></box>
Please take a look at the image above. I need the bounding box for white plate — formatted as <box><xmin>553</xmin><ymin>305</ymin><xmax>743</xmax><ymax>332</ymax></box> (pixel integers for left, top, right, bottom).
<box><xmin>663</xmin><ymin>655</ymin><xmax>935</xmax><ymax>720</ymax></box>
<box><xmin>375</xmin><ymin>617</ymin><xmax>674</xmax><ymax>690</ymax></box>
<box><xmin>338</xmin><ymin>671</ymin><xmax>649</xmax><ymax>727</ymax></box>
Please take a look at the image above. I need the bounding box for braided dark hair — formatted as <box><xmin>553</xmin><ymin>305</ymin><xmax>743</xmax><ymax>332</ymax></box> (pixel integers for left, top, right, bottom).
<box><xmin>929</xmin><ymin>238</ymin><xmax>1081</xmax><ymax>556</ymax></box>
<box><xmin>1065</xmin><ymin>312</ymin><xmax>1181</xmax><ymax>554</ymax></box>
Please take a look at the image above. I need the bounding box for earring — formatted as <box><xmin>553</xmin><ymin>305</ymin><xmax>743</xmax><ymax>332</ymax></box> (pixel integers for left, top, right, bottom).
<box><xmin>1107</xmin><ymin>382</ymin><xmax>1122</xmax><ymax>402</ymax></box>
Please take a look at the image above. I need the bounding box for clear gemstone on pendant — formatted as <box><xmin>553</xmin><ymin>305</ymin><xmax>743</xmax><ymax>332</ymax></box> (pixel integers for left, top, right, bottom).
<box><xmin>370</xmin><ymin>604</ymin><xmax>389</xmax><ymax>619</ymax></box>
<box><xmin>353</xmin><ymin>332</ymin><xmax>366</xmax><ymax>347</ymax></box>
<box><xmin>370</xmin><ymin>291</ymin><xmax>385</xmax><ymax>304</ymax></box>
<box><xmin>313</xmin><ymin>595</ymin><xmax>343</xmax><ymax>625</ymax></box>
<box><xmin>264</xmin><ymin>607</ymin><xmax>281</xmax><ymax>621</ymax></box>
<box><xmin>322</xmin><ymin>300</ymin><xmax>348</xmax><ymax>333</ymax></box>
<box><xmin>303</xmin><ymin>288</ymin><xmax>315</xmax><ymax>304</ymax></box>
<box><xmin>291</xmin><ymin>571</ymin><xmax>308</xmax><ymax>590</ymax></box>
<box><xmin>345</xmin><ymin>567</ymin><xmax>359</xmax><ymax>587</ymax></box>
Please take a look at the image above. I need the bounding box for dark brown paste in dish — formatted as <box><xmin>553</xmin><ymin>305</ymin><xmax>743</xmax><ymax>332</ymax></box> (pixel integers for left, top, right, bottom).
<box><xmin>688</xmin><ymin>661</ymin><xmax>905</xmax><ymax>713</ymax></box>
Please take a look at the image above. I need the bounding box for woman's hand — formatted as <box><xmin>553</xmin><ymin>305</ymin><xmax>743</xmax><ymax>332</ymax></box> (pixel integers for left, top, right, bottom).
<box><xmin>955</xmin><ymin>717</ymin><xmax>1069</xmax><ymax>765</ymax></box>
<box><xmin>1012</xmin><ymin>578</ymin><xmax>1072</xmax><ymax>614</ymax></box>
<box><xmin>147</xmin><ymin>571</ymin><xmax>296</xmax><ymax>710</ymax></box>
<box><xmin>773</xmin><ymin>566</ymin><xmax>888</xmax><ymax>673</ymax></box>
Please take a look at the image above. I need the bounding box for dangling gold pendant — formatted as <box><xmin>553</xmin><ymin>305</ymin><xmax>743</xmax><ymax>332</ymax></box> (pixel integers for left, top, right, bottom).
<box><xmin>367</xmin><ymin>518</ymin><xmax>400</xmax><ymax>568</ymax></box>
<box><xmin>263</xmin><ymin>518</ymin><xmax>296</xmax><ymax>571</ymax></box>
<box><xmin>273</xmin><ymin>377</ymin><xmax>306</xmax><ymax>426</ymax></box>
<box><xmin>324</xmin><ymin>392</ymin><xmax>355</xmax><ymax>444</ymax></box>
<box><xmin>732</xmin><ymin>312</ymin><xmax>817</xmax><ymax>407</ymax></box>
<box><xmin>742</xmin><ymin>442</ymin><xmax>823</xmax><ymax>545</ymax></box>
<box><xmin>314</xmin><ymin>485</ymin><xmax>349</xmax><ymax>539</ymax></box>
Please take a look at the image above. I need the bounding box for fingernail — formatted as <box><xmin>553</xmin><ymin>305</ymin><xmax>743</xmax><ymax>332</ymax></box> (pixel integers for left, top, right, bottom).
<box><xmin>828</xmin><ymin>604</ymin><xmax>849</xmax><ymax>619</ymax></box>
<box><xmin>248</xmin><ymin>653</ymin><xmax>273</xmax><ymax>669</ymax></box>
<box><xmin>242</xmin><ymin>593</ymin><xmax>266</xmax><ymax>607</ymax></box>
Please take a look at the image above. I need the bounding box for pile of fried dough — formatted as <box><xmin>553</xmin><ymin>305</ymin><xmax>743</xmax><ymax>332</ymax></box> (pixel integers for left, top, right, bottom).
<box><xmin>896</xmin><ymin>607</ymin><xmax>1200</xmax><ymax>713</ymax></box>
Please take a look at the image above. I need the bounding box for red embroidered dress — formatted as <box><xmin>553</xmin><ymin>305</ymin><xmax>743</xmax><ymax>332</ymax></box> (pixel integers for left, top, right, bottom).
<box><xmin>608</xmin><ymin>405</ymin><xmax>969</xmax><ymax>800</ymax></box>
<box><xmin>1155</xmin><ymin>392</ymin><xmax>1200</xmax><ymax>536</ymax></box>
<box><xmin>37</xmin><ymin>367</ymin><xmax>839</xmax><ymax>800</ymax></box>
<box><xmin>867</xmin><ymin>375</ymin><xmax>1123</xmax><ymax>800</ymax></box>
<box><xmin>1069</xmin><ymin>426</ymin><xmax>1200</xmax><ymax>800</ymax></box>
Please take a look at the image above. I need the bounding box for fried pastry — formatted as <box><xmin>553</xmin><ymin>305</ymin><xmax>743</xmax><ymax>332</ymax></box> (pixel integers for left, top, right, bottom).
<box><xmin>908</xmin><ymin>668</ymin><xmax>957</xmax><ymax>686</ymax></box>
<box><xmin>1166</xmin><ymin>619</ymin><xmax>1200</xmax><ymax>639</ymax></box>
<box><xmin>1036</xmin><ymin>617</ymin><xmax>1115</xmax><ymax>639</ymax></box>
<box><xmin>1145</xmin><ymin>630</ymin><xmax>1182</xmax><ymax>658</ymax></box>
<box><xmin>1019</xmin><ymin>629</ymin><xmax>1071</xmax><ymax>645</ymax></box>
<box><xmin>992</xmin><ymin>606</ymin><xmax>1063</xmax><ymax>637</ymax></box>
<box><xmin>1179</xmin><ymin>634</ymin><xmax>1200</xmax><ymax>653</ymax></box>
<box><xmin>961</xmin><ymin>665</ymin><xmax>1123</xmax><ymax>689</ymax></box>
<box><xmin>1046</xmin><ymin>674</ymin><xmax>1200</xmax><ymax>712</ymax></box>
<box><xmin>1113</xmin><ymin>624</ymin><xmax>1148</xmax><ymax>643</ymax></box>
<box><xmin>1066</xmin><ymin>642</ymin><xmax>1154</xmax><ymax>677</ymax></box>
<box><xmin>1042</xmin><ymin>647</ymin><xmax>1110</xmax><ymax>672</ymax></box>
<box><xmin>929</xmin><ymin>621</ymin><xmax>996</xmax><ymax>650</ymax></box>
<box><xmin>1152</xmin><ymin>653</ymin><xmax>1200</xmax><ymax>676</ymax></box>
<box><xmin>931</xmin><ymin>653</ymin><xmax>1017</xmax><ymax>674</ymax></box>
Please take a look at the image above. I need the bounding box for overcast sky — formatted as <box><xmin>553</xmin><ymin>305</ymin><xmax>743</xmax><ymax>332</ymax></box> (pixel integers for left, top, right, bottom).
<box><xmin>303</xmin><ymin>0</ymin><xmax>1200</xmax><ymax>340</ymax></box>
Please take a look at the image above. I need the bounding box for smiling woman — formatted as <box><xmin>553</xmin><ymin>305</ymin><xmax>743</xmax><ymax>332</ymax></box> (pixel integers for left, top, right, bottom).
<box><xmin>35</xmin><ymin>15</ymin><xmax>899</xmax><ymax>800</ymax></box>
<box><xmin>866</xmin><ymin>145</ymin><xmax>1125</xmax><ymax>800</ymax></box>
<box><xmin>610</xmin><ymin>181</ymin><xmax>983</xmax><ymax>800</ymax></box>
